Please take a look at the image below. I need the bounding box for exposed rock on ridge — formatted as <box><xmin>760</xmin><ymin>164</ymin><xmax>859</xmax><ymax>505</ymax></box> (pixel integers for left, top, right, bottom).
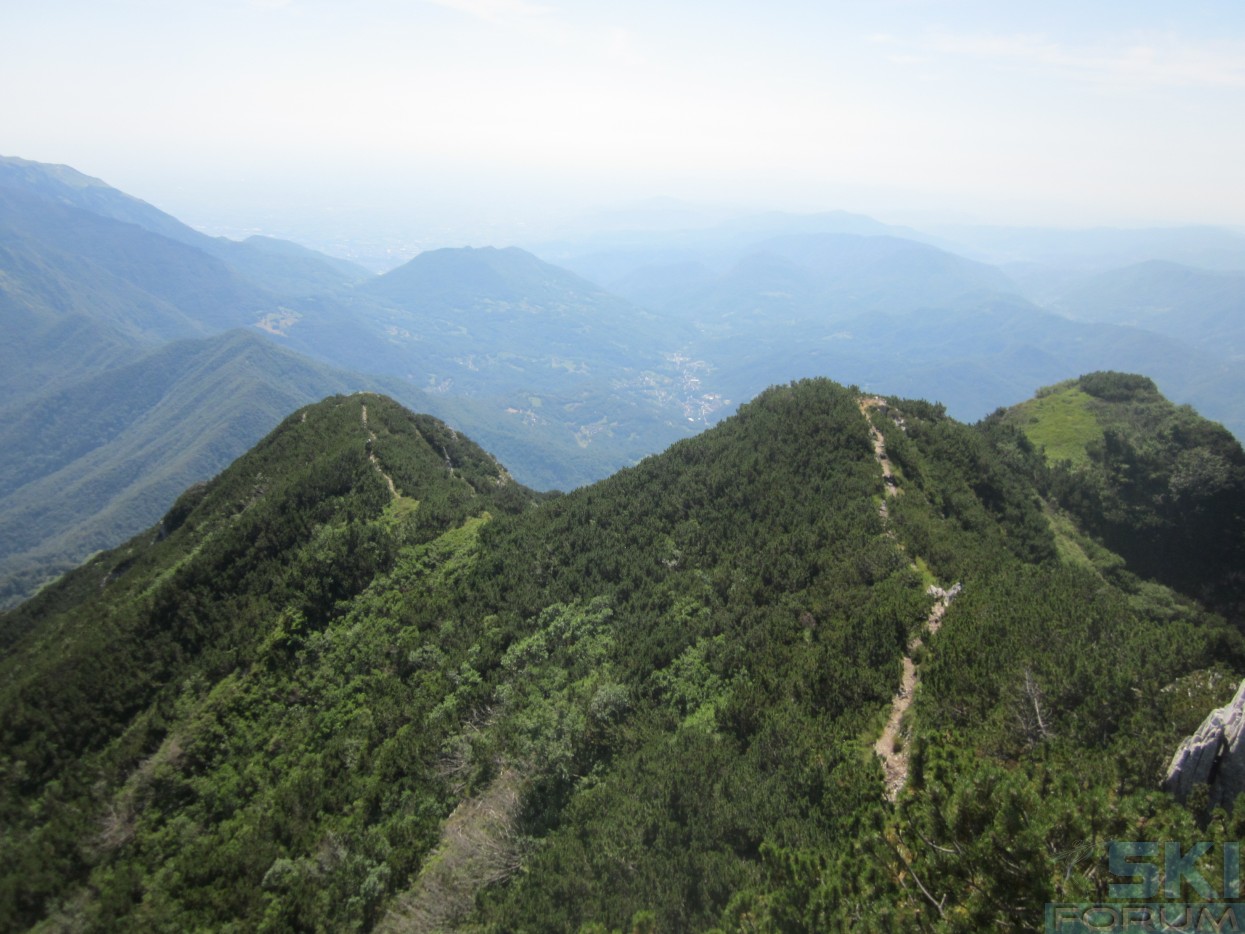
<box><xmin>1163</xmin><ymin>678</ymin><xmax>1245</xmax><ymax>811</ymax></box>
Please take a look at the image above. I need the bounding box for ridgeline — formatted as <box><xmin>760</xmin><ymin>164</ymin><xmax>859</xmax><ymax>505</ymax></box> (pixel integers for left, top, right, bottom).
<box><xmin>2</xmin><ymin>378</ymin><xmax>1243</xmax><ymax>932</ymax></box>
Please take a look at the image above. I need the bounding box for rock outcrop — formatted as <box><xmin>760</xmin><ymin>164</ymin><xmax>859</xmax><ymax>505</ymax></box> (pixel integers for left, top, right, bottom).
<box><xmin>1163</xmin><ymin>678</ymin><xmax>1245</xmax><ymax>811</ymax></box>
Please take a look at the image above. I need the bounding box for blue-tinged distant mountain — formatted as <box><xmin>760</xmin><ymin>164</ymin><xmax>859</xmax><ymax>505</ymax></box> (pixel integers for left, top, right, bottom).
<box><xmin>708</xmin><ymin>293</ymin><xmax>1245</xmax><ymax>440</ymax></box>
<box><xmin>0</xmin><ymin>185</ymin><xmax>270</xmax><ymax>400</ymax></box>
<box><xmin>0</xmin><ymin>155</ymin><xmax>371</xmax><ymax>296</ymax></box>
<box><xmin>541</xmin><ymin>208</ymin><xmax>942</xmax><ymax>286</ymax></box>
<box><xmin>266</xmin><ymin>245</ymin><xmax>724</xmax><ymax>486</ymax></box>
<box><xmin>0</xmin><ymin>186</ymin><xmax>267</xmax><ymax>333</ymax></box>
<box><xmin>359</xmin><ymin>245</ymin><xmax>667</xmax><ymax>362</ymax></box>
<box><xmin>0</xmin><ymin>157</ymin><xmax>731</xmax><ymax>495</ymax></box>
<box><xmin>590</xmin><ymin>231</ymin><xmax>1015</xmax><ymax>340</ymax></box>
<box><xmin>1046</xmin><ymin>260</ymin><xmax>1245</xmax><ymax>360</ymax></box>
<box><xmin>558</xmin><ymin>228</ymin><xmax>1245</xmax><ymax>442</ymax></box>
<box><xmin>925</xmin><ymin>222</ymin><xmax>1245</xmax><ymax>271</ymax></box>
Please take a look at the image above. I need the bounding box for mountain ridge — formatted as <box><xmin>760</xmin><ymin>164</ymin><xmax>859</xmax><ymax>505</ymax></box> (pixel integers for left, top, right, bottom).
<box><xmin>0</xmin><ymin>330</ymin><xmax>459</xmax><ymax>609</ymax></box>
<box><xmin>2</xmin><ymin>376</ymin><xmax>1242</xmax><ymax>931</ymax></box>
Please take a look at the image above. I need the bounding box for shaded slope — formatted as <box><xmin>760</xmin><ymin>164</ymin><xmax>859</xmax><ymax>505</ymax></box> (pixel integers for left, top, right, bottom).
<box><xmin>0</xmin><ymin>187</ymin><xmax>267</xmax><ymax>335</ymax></box>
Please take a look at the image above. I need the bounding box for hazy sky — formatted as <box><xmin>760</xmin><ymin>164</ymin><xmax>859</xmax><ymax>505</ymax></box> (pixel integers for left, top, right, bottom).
<box><xmin>4</xmin><ymin>0</ymin><xmax>1245</xmax><ymax>241</ymax></box>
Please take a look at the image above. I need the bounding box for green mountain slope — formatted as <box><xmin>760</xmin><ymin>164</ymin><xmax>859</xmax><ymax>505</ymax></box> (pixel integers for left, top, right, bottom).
<box><xmin>997</xmin><ymin>371</ymin><xmax>1245</xmax><ymax>619</ymax></box>
<box><xmin>0</xmin><ymin>330</ymin><xmax>454</xmax><ymax>609</ymax></box>
<box><xmin>2</xmin><ymin>380</ymin><xmax>1241</xmax><ymax>932</ymax></box>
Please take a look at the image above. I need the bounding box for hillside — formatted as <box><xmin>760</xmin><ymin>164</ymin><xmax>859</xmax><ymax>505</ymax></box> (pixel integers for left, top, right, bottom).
<box><xmin>0</xmin><ymin>186</ymin><xmax>267</xmax><ymax>400</ymax></box>
<box><xmin>2</xmin><ymin>380</ymin><xmax>1241</xmax><ymax>932</ymax></box>
<box><xmin>1</xmin><ymin>157</ymin><xmax>729</xmax><ymax>491</ymax></box>
<box><xmin>997</xmin><ymin>371</ymin><xmax>1245</xmax><ymax>620</ymax></box>
<box><xmin>592</xmin><ymin>232</ymin><xmax>1013</xmax><ymax>328</ymax></box>
<box><xmin>0</xmin><ymin>331</ymin><xmax>460</xmax><ymax>608</ymax></box>
<box><xmin>353</xmin><ymin>246</ymin><xmax>678</xmax><ymax>383</ymax></box>
<box><xmin>8</xmin><ymin>152</ymin><xmax>1245</xmax><ymax>498</ymax></box>
<box><xmin>551</xmin><ymin>226</ymin><xmax>1245</xmax><ymax>441</ymax></box>
<box><xmin>274</xmin><ymin>245</ymin><xmax>720</xmax><ymax>486</ymax></box>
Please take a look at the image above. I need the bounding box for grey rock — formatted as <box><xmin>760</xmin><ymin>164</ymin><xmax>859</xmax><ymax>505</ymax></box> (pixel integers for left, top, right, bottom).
<box><xmin>1163</xmin><ymin>678</ymin><xmax>1245</xmax><ymax>811</ymax></box>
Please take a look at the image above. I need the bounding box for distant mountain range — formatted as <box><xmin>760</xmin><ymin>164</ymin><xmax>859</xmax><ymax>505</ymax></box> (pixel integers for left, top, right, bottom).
<box><xmin>545</xmin><ymin>222</ymin><xmax>1245</xmax><ymax>439</ymax></box>
<box><xmin>1046</xmin><ymin>260</ymin><xmax>1245</xmax><ymax>360</ymax></box>
<box><xmin>3</xmin><ymin>154</ymin><xmax>1245</xmax><ymax>607</ymax></box>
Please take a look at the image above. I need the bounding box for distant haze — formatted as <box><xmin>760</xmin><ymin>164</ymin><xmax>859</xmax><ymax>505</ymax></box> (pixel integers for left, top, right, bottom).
<box><xmin>4</xmin><ymin>0</ymin><xmax>1245</xmax><ymax>251</ymax></box>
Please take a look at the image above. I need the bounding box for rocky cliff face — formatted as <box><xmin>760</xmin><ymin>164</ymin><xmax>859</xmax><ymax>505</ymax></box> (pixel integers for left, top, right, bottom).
<box><xmin>1164</xmin><ymin>678</ymin><xmax>1245</xmax><ymax>811</ymax></box>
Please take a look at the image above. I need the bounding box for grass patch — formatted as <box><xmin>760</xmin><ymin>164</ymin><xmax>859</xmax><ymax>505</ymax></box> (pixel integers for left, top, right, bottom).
<box><xmin>1013</xmin><ymin>387</ymin><xmax>1103</xmax><ymax>467</ymax></box>
<box><xmin>383</xmin><ymin>495</ymin><xmax>421</xmax><ymax>525</ymax></box>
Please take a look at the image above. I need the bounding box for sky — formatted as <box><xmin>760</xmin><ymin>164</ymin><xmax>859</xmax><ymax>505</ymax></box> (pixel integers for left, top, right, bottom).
<box><xmin>4</xmin><ymin>0</ymin><xmax>1245</xmax><ymax>249</ymax></box>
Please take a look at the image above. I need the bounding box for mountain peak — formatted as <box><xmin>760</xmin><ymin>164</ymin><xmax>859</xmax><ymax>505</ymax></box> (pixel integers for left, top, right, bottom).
<box><xmin>364</xmin><ymin>244</ymin><xmax>590</xmax><ymax>304</ymax></box>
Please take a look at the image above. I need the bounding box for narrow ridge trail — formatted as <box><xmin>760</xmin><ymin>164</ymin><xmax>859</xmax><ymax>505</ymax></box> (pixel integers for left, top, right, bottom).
<box><xmin>361</xmin><ymin>403</ymin><xmax>399</xmax><ymax>500</ymax></box>
<box><xmin>861</xmin><ymin>395</ymin><xmax>900</xmax><ymax>519</ymax></box>
<box><xmin>860</xmin><ymin>395</ymin><xmax>959</xmax><ymax>801</ymax></box>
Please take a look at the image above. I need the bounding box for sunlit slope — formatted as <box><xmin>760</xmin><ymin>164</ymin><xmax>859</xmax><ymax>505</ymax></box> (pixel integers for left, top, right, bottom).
<box><xmin>3</xmin><ymin>380</ymin><xmax>1241</xmax><ymax>931</ymax></box>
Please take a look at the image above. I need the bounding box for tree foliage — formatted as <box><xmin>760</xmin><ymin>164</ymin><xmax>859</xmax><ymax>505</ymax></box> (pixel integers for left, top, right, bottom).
<box><xmin>1</xmin><ymin>380</ymin><xmax>1241</xmax><ymax>932</ymax></box>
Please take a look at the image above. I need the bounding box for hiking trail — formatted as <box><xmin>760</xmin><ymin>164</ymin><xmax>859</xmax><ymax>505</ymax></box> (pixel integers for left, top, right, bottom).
<box><xmin>361</xmin><ymin>403</ymin><xmax>399</xmax><ymax>500</ymax></box>
<box><xmin>861</xmin><ymin>395</ymin><xmax>960</xmax><ymax>801</ymax></box>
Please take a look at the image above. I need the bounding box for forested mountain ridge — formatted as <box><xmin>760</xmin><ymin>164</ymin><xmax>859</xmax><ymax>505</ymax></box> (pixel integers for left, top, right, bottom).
<box><xmin>7</xmin><ymin>152</ymin><xmax>1245</xmax><ymax>619</ymax></box>
<box><xmin>0</xmin><ymin>330</ymin><xmax>463</xmax><ymax>610</ymax></box>
<box><xmin>996</xmin><ymin>371</ymin><xmax>1245</xmax><ymax>621</ymax></box>
<box><xmin>2</xmin><ymin>379</ymin><xmax>1242</xmax><ymax>932</ymax></box>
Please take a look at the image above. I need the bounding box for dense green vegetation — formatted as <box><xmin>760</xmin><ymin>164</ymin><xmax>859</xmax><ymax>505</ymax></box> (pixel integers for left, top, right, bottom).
<box><xmin>1000</xmin><ymin>371</ymin><xmax>1245</xmax><ymax>622</ymax></box>
<box><xmin>2</xmin><ymin>379</ymin><xmax>1241</xmax><ymax>932</ymax></box>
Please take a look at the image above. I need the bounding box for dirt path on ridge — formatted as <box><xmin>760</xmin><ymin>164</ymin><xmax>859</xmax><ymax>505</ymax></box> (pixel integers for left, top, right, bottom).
<box><xmin>860</xmin><ymin>396</ymin><xmax>899</xmax><ymax>519</ymax></box>
<box><xmin>861</xmin><ymin>395</ymin><xmax>959</xmax><ymax>801</ymax></box>
<box><xmin>361</xmin><ymin>403</ymin><xmax>399</xmax><ymax>500</ymax></box>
